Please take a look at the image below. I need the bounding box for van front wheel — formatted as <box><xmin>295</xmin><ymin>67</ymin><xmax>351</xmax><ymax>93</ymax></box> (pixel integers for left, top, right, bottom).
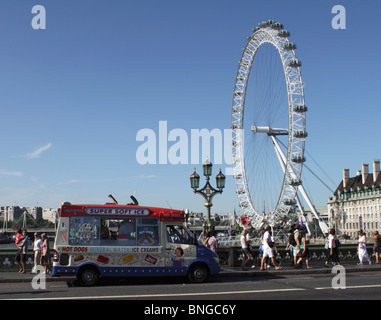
<box><xmin>188</xmin><ymin>263</ymin><xmax>209</xmax><ymax>283</ymax></box>
<box><xmin>78</xmin><ymin>266</ymin><xmax>99</xmax><ymax>286</ymax></box>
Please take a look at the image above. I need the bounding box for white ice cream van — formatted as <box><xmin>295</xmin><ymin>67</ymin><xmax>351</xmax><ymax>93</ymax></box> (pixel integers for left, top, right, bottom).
<box><xmin>52</xmin><ymin>200</ymin><xmax>220</xmax><ymax>286</ymax></box>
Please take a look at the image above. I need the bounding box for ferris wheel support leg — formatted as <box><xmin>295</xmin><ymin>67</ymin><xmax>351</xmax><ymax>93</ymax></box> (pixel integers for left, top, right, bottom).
<box><xmin>271</xmin><ymin>136</ymin><xmax>311</xmax><ymax>234</ymax></box>
<box><xmin>294</xmin><ymin>194</ymin><xmax>313</xmax><ymax>235</ymax></box>
<box><xmin>270</xmin><ymin>136</ymin><xmax>328</xmax><ymax>235</ymax></box>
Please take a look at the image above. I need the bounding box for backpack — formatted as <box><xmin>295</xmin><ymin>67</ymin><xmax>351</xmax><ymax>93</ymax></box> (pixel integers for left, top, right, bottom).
<box><xmin>289</xmin><ymin>233</ymin><xmax>297</xmax><ymax>246</ymax></box>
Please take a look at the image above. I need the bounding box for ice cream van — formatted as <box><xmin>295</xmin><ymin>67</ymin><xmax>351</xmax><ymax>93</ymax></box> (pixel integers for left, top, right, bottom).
<box><xmin>52</xmin><ymin>198</ymin><xmax>220</xmax><ymax>286</ymax></box>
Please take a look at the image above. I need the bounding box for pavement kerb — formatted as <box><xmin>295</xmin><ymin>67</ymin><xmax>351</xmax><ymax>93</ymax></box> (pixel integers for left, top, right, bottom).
<box><xmin>1</xmin><ymin>263</ymin><xmax>381</xmax><ymax>284</ymax></box>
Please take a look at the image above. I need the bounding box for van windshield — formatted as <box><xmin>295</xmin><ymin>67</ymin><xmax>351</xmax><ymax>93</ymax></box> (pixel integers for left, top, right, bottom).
<box><xmin>166</xmin><ymin>225</ymin><xmax>194</xmax><ymax>244</ymax></box>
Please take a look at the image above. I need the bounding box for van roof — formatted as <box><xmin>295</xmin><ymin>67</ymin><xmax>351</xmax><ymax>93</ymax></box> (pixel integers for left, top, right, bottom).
<box><xmin>59</xmin><ymin>203</ymin><xmax>184</xmax><ymax>222</ymax></box>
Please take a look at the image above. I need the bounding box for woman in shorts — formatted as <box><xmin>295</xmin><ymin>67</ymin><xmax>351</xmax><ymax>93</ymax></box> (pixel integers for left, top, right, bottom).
<box><xmin>260</xmin><ymin>226</ymin><xmax>282</xmax><ymax>271</ymax></box>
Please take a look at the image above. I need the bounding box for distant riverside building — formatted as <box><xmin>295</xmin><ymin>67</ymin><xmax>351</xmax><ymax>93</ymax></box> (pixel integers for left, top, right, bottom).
<box><xmin>1</xmin><ymin>206</ymin><xmax>59</xmax><ymax>225</ymax></box>
<box><xmin>43</xmin><ymin>208</ymin><xmax>59</xmax><ymax>223</ymax></box>
<box><xmin>185</xmin><ymin>210</ymin><xmax>238</xmax><ymax>229</ymax></box>
<box><xmin>2</xmin><ymin>206</ymin><xmax>24</xmax><ymax>221</ymax></box>
<box><xmin>30</xmin><ymin>207</ymin><xmax>43</xmax><ymax>220</ymax></box>
<box><xmin>327</xmin><ymin>160</ymin><xmax>381</xmax><ymax>238</ymax></box>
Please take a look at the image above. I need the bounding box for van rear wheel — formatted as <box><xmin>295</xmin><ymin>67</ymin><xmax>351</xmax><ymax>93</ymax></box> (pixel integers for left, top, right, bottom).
<box><xmin>78</xmin><ymin>266</ymin><xmax>99</xmax><ymax>286</ymax></box>
<box><xmin>188</xmin><ymin>263</ymin><xmax>209</xmax><ymax>283</ymax></box>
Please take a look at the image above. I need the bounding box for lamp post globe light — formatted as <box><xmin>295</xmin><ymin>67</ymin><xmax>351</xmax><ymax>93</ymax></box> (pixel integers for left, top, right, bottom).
<box><xmin>190</xmin><ymin>157</ymin><xmax>226</xmax><ymax>232</ymax></box>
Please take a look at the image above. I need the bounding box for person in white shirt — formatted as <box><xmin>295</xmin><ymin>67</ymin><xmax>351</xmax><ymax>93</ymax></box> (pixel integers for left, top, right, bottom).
<box><xmin>260</xmin><ymin>226</ymin><xmax>282</xmax><ymax>271</ymax></box>
<box><xmin>31</xmin><ymin>233</ymin><xmax>43</xmax><ymax>274</ymax></box>
<box><xmin>324</xmin><ymin>228</ymin><xmax>340</xmax><ymax>267</ymax></box>
<box><xmin>357</xmin><ymin>229</ymin><xmax>371</xmax><ymax>265</ymax></box>
<box><xmin>240</xmin><ymin>229</ymin><xmax>253</xmax><ymax>270</ymax></box>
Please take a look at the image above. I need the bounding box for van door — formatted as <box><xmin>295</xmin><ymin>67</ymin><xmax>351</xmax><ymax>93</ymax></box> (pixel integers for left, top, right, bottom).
<box><xmin>164</xmin><ymin>224</ymin><xmax>196</xmax><ymax>276</ymax></box>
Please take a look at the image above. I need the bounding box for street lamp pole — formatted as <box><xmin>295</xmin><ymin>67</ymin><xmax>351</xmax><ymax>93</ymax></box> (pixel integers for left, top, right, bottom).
<box><xmin>190</xmin><ymin>157</ymin><xmax>226</xmax><ymax>232</ymax></box>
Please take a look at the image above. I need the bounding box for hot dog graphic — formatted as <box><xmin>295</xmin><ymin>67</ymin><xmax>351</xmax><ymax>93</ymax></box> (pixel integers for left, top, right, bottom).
<box><xmin>97</xmin><ymin>255</ymin><xmax>109</xmax><ymax>264</ymax></box>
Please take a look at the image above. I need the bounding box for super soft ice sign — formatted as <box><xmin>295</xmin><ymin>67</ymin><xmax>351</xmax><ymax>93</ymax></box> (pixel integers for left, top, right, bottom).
<box><xmin>86</xmin><ymin>207</ymin><xmax>151</xmax><ymax>216</ymax></box>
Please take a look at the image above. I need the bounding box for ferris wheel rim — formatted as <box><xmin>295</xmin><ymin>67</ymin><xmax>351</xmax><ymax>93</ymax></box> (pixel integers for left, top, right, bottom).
<box><xmin>231</xmin><ymin>21</ymin><xmax>307</xmax><ymax>228</ymax></box>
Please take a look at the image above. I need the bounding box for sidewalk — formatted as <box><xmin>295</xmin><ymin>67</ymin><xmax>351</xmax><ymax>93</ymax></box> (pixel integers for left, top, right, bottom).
<box><xmin>220</xmin><ymin>262</ymin><xmax>381</xmax><ymax>277</ymax></box>
<box><xmin>1</xmin><ymin>263</ymin><xmax>380</xmax><ymax>283</ymax></box>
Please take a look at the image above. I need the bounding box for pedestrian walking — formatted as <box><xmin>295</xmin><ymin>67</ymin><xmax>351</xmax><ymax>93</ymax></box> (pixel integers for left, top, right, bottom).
<box><xmin>31</xmin><ymin>233</ymin><xmax>43</xmax><ymax>274</ymax></box>
<box><xmin>240</xmin><ymin>229</ymin><xmax>252</xmax><ymax>270</ymax></box>
<box><xmin>15</xmin><ymin>229</ymin><xmax>28</xmax><ymax>274</ymax></box>
<box><xmin>203</xmin><ymin>231</ymin><xmax>210</xmax><ymax>247</ymax></box>
<box><xmin>357</xmin><ymin>229</ymin><xmax>371</xmax><ymax>265</ymax></box>
<box><xmin>286</xmin><ymin>229</ymin><xmax>297</xmax><ymax>266</ymax></box>
<box><xmin>257</xmin><ymin>227</ymin><xmax>265</xmax><ymax>267</ymax></box>
<box><xmin>296</xmin><ymin>231</ymin><xmax>312</xmax><ymax>269</ymax></box>
<box><xmin>372</xmin><ymin>231</ymin><xmax>381</xmax><ymax>264</ymax></box>
<box><xmin>293</xmin><ymin>224</ymin><xmax>301</xmax><ymax>266</ymax></box>
<box><xmin>324</xmin><ymin>228</ymin><xmax>340</xmax><ymax>267</ymax></box>
<box><xmin>41</xmin><ymin>233</ymin><xmax>51</xmax><ymax>274</ymax></box>
<box><xmin>207</xmin><ymin>230</ymin><xmax>218</xmax><ymax>254</ymax></box>
<box><xmin>260</xmin><ymin>226</ymin><xmax>282</xmax><ymax>271</ymax></box>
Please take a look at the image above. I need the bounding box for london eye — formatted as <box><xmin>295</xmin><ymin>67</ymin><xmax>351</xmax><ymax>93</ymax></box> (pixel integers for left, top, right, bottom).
<box><xmin>231</xmin><ymin>21</ymin><xmax>327</xmax><ymax>235</ymax></box>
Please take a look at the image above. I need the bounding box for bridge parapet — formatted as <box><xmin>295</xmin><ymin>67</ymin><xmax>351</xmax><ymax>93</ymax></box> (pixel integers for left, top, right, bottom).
<box><xmin>0</xmin><ymin>244</ymin><xmax>373</xmax><ymax>270</ymax></box>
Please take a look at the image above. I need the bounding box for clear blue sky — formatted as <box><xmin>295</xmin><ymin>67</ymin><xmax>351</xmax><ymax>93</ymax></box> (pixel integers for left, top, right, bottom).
<box><xmin>1</xmin><ymin>0</ymin><xmax>381</xmax><ymax>215</ymax></box>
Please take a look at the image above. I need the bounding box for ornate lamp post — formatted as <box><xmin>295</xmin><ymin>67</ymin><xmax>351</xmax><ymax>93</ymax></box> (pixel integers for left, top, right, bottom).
<box><xmin>190</xmin><ymin>157</ymin><xmax>226</xmax><ymax>232</ymax></box>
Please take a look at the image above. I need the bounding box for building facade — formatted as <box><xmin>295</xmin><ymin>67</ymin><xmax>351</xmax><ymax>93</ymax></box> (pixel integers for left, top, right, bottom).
<box><xmin>327</xmin><ymin>160</ymin><xmax>381</xmax><ymax>238</ymax></box>
<box><xmin>1</xmin><ymin>206</ymin><xmax>58</xmax><ymax>225</ymax></box>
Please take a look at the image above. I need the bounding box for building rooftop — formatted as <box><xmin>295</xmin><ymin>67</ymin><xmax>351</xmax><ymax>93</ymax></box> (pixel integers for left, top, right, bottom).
<box><xmin>333</xmin><ymin>160</ymin><xmax>381</xmax><ymax>197</ymax></box>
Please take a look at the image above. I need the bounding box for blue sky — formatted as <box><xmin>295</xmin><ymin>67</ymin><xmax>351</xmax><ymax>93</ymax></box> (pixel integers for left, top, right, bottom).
<box><xmin>1</xmin><ymin>1</ymin><xmax>381</xmax><ymax>215</ymax></box>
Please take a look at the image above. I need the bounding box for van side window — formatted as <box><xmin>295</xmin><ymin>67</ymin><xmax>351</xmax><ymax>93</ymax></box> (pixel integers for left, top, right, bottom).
<box><xmin>137</xmin><ymin>218</ymin><xmax>160</xmax><ymax>246</ymax></box>
<box><xmin>118</xmin><ymin>219</ymin><xmax>136</xmax><ymax>242</ymax></box>
<box><xmin>100</xmin><ymin>217</ymin><xmax>159</xmax><ymax>246</ymax></box>
<box><xmin>68</xmin><ymin>216</ymin><xmax>100</xmax><ymax>246</ymax></box>
<box><xmin>166</xmin><ymin>225</ymin><xmax>193</xmax><ymax>244</ymax></box>
<box><xmin>68</xmin><ymin>216</ymin><xmax>160</xmax><ymax>246</ymax></box>
<box><xmin>99</xmin><ymin>218</ymin><xmax>136</xmax><ymax>246</ymax></box>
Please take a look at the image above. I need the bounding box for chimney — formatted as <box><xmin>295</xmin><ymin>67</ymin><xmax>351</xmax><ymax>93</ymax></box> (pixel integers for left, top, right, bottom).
<box><xmin>356</xmin><ymin>170</ymin><xmax>361</xmax><ymax>177</ymax></box>
<box><xmin>343</xmin><ymin>168</ymin><xmax>349</xmax><ymax>188</ymax></box>
<box><xmin>362</xmin><ymin>163</ymin><xmax>369</xmax><ymax>184</ymax></box>
<box><xmin>374</xmin><ymin>160</ymin><xmax>380</xmax><ymax>182</ymax></box>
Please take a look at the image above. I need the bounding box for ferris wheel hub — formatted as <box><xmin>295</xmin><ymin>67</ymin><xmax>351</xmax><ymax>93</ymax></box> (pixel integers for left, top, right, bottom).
<box><xmin>251</xmin><ymin>125</ymin><xmax>289</xmax><ymax>136</ymax></box>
